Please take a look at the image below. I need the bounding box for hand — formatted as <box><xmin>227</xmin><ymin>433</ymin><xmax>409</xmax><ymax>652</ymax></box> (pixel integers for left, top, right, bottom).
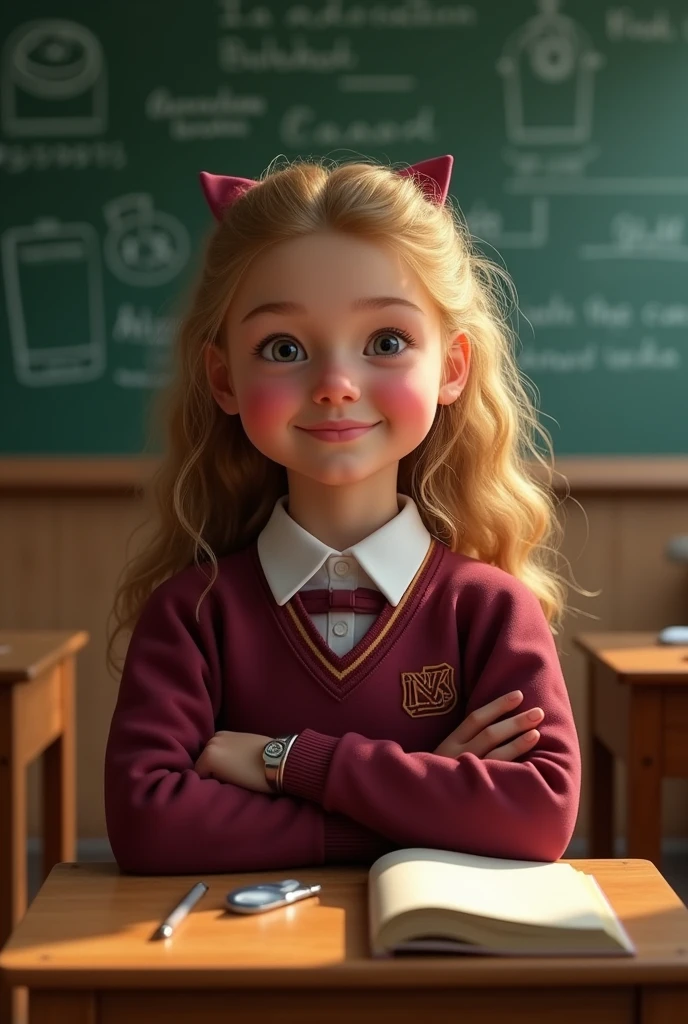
<box><xmin>194</xmin><ymin>731</ymin><xmax>273</xmax><ymax>793</ymax></box>
<box><xmin>433</xmin><ymin>690</ymin><xmax>544</xmax><ymax>762</ymax></box>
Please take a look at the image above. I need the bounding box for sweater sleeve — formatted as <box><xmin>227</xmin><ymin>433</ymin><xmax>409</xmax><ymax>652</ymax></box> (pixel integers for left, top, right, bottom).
<box><xmin>104</xmin><ymin>573</ymin><xmax>391</xmax><ymax>874</ymax></box>
<box><xmin>281</xmin><ymin>572</ymin><xmax>582</xmax><ymax>863</ymax></box>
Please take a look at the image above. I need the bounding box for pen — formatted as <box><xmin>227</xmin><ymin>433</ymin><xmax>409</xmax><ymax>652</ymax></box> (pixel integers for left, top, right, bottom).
<box><xmin>153</xmin><ymin>881</ymin><xmax>209</xmax><ymax>940</ymax></box>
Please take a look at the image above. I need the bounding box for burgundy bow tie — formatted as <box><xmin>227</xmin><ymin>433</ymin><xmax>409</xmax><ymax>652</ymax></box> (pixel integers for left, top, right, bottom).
<box><xmin>298</xmin><ymin>587</ymin><xmax>388</xmax><ymax>615</ymax></box>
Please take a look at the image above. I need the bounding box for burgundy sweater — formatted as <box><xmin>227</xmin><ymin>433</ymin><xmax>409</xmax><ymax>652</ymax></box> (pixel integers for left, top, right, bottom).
<box><xmin>104</xmin><ymin>539</ymin><xmax>581</xmax><ymax>874</ymax></box>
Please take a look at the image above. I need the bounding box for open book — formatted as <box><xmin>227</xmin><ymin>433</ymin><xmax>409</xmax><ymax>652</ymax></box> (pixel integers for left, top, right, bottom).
<box><xmin>368</xmin><ymin>848</ymin><xmax>636</xmax><ymax>958</ymax></box>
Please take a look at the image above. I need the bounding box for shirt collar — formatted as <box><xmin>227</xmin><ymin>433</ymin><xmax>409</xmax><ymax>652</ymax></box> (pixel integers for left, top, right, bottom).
<box><xmin>257</xmin><ymin>494</ymin><xmax>432</xmax><ymax>607</ymax></box>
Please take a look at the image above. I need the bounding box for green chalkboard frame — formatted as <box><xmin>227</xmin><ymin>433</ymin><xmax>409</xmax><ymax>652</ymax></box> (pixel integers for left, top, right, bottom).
<box><xmin>1</xmin><ymin>456</ymin><xmax>688</xmax><ymax>494</ymax></box>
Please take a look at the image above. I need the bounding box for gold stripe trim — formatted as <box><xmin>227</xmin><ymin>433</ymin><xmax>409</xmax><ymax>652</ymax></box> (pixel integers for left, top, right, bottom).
<box><xmin>285</xmin><ymin>539</ymin><xmax>437</xmax><ymax>682</ymax></box>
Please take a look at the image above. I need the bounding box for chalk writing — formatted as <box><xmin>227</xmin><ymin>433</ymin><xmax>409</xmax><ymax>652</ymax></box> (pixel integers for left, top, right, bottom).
<box><xmin>112</xmin><ymin>304</ymin><xmax>177</xmax><ymax>346</ymax></box>
<box><xmin>0</xmin><ymin>141</ymin><xmax>126</xmax><ymax>174</ymax></box>
<box><xmin>519</xmin><ymin>345</ymin><xmax>597</xmax><ymax>372</ymax></box>
<box><xmin>642</xmin><ymin>302</ymin><xmax>688</xmax><ymax>327</ymax></box>
<box><xmin>603</xmin><ymin>338</ymin><xmax>681</xmax><ymax>370</ymax></box>
<box><xmin>145</xmin><ymin>87</ymin><xmax>266</xmax><ymax>140</ymax></box>
<box><xmin>606</xmin><ymin>9</ymin><xmax>677</xmax><ymax>43</ymax></box>
<box><xmin>519</xmin><ymin>340</ymin><xmax>682</xmax><ymax>373</ymax></box>
<box><xmin>219</xmin><ymin>35</ymin><xmax>356</xmax><ymax>72</ymax></box>
<box><xmin>280</xmin><ymin>104</ymin><xmax>436</xmax><ymax>145</ymax></box>
<box><xmin>584</xmin><ymin>295</ymin><xmax>634</xmax><ymax>329</ymax></box>
<box><xmin>146</xmin><ymin>87</ymin><xmax>266</xmax><ymax>119</ymax></box>
<box><xmin>521</xmin><ymin>294</ymin><xmax>577</xmax><ymax>328</ymax></box>
<box><xmin>217</xmin><ymin>0</ymin><xmax>477</xmax><ymax>30</ymax></box>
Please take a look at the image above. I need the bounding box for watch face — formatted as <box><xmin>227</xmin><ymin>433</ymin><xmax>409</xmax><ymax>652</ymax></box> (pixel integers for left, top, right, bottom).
<box><xmin>264</xmin><ymin>740</ymin><xmax>286</xmax><ymax>759</ymax></box>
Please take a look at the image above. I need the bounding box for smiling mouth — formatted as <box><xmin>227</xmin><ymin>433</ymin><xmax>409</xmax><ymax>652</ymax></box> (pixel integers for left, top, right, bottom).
<box><xmin>297</xmin><ymin>423</ymin><xmax>379</xmax><ymax>443</ymax></box>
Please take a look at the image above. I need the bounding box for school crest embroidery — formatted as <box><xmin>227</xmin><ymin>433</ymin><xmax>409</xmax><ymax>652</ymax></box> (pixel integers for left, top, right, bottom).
<box><xmin>401</xmin><ymin>662</ymin><xmax>457</xmax><ymax>718</ymax></box>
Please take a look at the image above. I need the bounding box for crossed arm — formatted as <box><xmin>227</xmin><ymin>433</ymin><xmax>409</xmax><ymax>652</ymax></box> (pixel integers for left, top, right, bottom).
<box><xmin>105</xmin><ymin>578</ymin><xmax>581</xmax><ymax>874</ymax></box>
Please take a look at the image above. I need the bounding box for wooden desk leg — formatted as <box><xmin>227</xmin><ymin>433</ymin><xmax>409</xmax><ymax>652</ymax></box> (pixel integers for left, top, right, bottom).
<box><xmin>30</xmin><ymin>990</ymin><xmax>96</xmax><ymax>1023</ymax></box>
<box><xmin>627</xmin><ymin>686</ymin><xmax>663</xmax><ymax>866</ymax></box>
<box><xmin>42</xmin><ymin>657</ymin><xmax>76</xmax><ymax>880</ymax></box>
<box><xmin>0</xmin><ymin>687</ymin><xmax>28</xmax><ymax>1024</ymax></box>
<box><xmin>641</xmin><ymin>985</ymin><xmax>688</xmax><ymax>1023</ymax></box>
<box><xmin>588</xmin><ymin>664</ymin><xmax>615</xmax><ymax>857</ymax></box>
<box><xmin>590</xmin><ymin>736</ymin><xmax>615</xmax><ymax>857</ymax></box>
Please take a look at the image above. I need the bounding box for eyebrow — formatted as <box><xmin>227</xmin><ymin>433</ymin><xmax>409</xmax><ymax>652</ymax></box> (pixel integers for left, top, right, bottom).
<box><xmin>240</xmin><ymin>296</ymin><xmax>425</xmax><ymax>323</ymax></box>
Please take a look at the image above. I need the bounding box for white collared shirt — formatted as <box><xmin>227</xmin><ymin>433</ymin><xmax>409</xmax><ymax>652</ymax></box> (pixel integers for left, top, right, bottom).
<box><xmin>257</xmin><ymin>494</ymin><xmax>432</xmax><ymax>656</ymax></box>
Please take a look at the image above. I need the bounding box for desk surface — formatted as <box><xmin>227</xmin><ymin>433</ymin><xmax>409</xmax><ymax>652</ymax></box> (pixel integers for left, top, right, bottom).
<box><xmin>1</xmin><ymin>860</ymin><xmax>688</xmax><ymax>990</ymax></box>
<box><xmin>575</xmin><ymin>632</ymin><xmax>688</xmax><ymax>682</ymax></box>
<box><xmin>0</xmin><ymin>629</ymin><xmax>89</xmax><ymax>684</ymax></box>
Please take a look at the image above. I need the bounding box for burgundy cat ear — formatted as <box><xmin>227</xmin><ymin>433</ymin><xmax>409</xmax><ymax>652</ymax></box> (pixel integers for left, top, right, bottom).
<box><xmin>199</xmin><ymin>156</ymin><xmax>454</xmax><ymax>219</ymax></box>
<box><xmin>199</xmin><ymin>171</ymin><xmax>257</xmax><ymax>220</ymax></box>
<box><xmin>398</xmin><ymin>155</ymin><xmax>454</xmax><ymax>205</ymax></box>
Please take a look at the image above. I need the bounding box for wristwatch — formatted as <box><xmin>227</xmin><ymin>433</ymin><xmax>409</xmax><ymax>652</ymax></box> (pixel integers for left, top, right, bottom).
<box><xmin>262</xmin><ymin>734</ymin><xmax>299</xmax><ymax>793</ymax></box>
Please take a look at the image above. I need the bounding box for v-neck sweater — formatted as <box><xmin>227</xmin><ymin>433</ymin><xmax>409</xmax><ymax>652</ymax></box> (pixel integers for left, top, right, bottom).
<box><xmin>104</xmin><ymin>539</ymin><xmax>581</xmax><ymax>875</ymax></box>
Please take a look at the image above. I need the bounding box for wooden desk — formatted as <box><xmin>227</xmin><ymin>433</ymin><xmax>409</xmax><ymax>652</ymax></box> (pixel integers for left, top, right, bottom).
<box><xmin>0</xmin><ymin>630</ymin><xmax>88</xmax><ymax>1024</ymax></box>
<box><xmin>575</xmin><ymin>631</ymin><xmax>688</xmax><ymax>867</ymax></box>
<box><xmin>1</xmin><ymin>860</ymin><xmax>688</xmax><ymax>1024</ymax></box>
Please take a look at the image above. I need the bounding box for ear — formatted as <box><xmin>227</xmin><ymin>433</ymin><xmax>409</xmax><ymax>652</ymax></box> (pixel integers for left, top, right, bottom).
<box><xmin>204</xmin><ymin>342</ymin><xmax>240</xmax><ymax>416</ymax></box>
<box><xmin>438</xmin><ymin>332</ymin><xmax>470</xmax><ymax>405</ymax></box>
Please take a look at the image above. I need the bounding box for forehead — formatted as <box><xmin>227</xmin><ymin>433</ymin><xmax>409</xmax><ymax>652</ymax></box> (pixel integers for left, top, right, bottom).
<box><xmin>229</xmin><ymin>231</ymin><xmax>433</xmax><ymax>313</ymax></box>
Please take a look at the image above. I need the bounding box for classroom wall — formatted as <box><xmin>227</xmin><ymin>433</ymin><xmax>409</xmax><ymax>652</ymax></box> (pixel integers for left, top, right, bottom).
<box><xmin>1</xmin><ymin>477</ymin><xmax>688</xmax><ymax>845</ymax></box>
<box><xmin>2</xmin><ymin>4</ymin><xmax>688</xmax><ymax>856</ymax></box>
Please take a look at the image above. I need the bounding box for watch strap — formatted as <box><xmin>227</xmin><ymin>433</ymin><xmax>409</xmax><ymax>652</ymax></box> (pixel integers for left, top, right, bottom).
<box><xmin>276</xmin><ymin>733</ymin><xmax>298</xmax><ymax>792</ymax></box>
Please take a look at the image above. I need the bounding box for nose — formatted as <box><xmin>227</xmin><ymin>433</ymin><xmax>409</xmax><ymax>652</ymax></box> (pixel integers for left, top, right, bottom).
<box><xmin>310</xmin><ymin>361</ymin><xmax>361</xmax><ymax>405</ymax></box>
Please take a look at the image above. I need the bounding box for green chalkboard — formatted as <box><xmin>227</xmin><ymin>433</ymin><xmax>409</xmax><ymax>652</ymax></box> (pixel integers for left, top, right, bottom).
<box><xmin>2</xmin><ymin>0</ymin><xmax>688</xmax><ymax>457</ymax></box>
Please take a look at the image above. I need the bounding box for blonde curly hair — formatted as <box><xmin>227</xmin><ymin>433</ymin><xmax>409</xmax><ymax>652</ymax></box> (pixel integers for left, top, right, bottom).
<box><xmin>107</xmin><ymin>157</ymin><xmax>590</xmax><ymax>675</ymax></box>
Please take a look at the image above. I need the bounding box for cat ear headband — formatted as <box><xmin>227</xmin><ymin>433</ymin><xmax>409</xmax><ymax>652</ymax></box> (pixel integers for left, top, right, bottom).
<box><xmin>199</xmin><ymin>154</ymin><xmax>454</xmax><ymax>221</ymax></box>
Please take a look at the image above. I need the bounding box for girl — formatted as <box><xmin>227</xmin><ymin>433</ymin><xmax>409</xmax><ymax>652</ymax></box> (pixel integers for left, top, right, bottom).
<box><xmin>105</xmin><ymin>154</ymin><xmax>583</xmax><ymax>875</ymax></box>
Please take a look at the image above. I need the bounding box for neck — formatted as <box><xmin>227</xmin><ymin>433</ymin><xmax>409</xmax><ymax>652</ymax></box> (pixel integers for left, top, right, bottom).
<box><xmin>286</xmin><ymin>465</ymin><xmax>400</xmax><ymax>550</ymax></box>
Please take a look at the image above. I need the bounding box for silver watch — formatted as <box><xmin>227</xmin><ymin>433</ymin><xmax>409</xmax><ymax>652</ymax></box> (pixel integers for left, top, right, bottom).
<box><xmin>262</xmin><ymin>735</ymin><xmax>298</xmax><ymax>793</ymax></box>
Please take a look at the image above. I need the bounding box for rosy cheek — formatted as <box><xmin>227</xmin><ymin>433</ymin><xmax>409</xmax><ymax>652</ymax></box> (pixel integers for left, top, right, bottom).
<box><xmin>369</xmin><ymin>379</ymin><xmax>433</xmax><ymax>431</ymax></box>
<box><xmin>239</xmin><ymin>380</ymin><xmax>299</xmax><ymax>441</ymax></box>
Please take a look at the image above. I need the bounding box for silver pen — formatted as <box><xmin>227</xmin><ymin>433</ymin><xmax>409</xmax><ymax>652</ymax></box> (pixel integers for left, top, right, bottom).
<box><xmin>153</xmin><ymin>881</ymin><xmax>209</xmax><ymax>940</ymax></box>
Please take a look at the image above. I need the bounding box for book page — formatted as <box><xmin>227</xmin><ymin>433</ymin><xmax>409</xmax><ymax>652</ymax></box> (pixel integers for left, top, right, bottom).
<box><xmin>370</xmin><ymin>849</ymin><xmax>610</xmax><ymax>936</ymax></box>
<box><xmin>579</xmin><ymin>873</ymin><xmax>636</xmax><ymax>953</ymax></box>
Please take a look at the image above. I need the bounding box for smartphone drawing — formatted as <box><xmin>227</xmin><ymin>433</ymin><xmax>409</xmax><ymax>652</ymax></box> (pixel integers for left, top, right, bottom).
<box><xmin>2</xmin><ymin>218</ymin><xmax>106</xmax><ymax>386</ymax></box>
